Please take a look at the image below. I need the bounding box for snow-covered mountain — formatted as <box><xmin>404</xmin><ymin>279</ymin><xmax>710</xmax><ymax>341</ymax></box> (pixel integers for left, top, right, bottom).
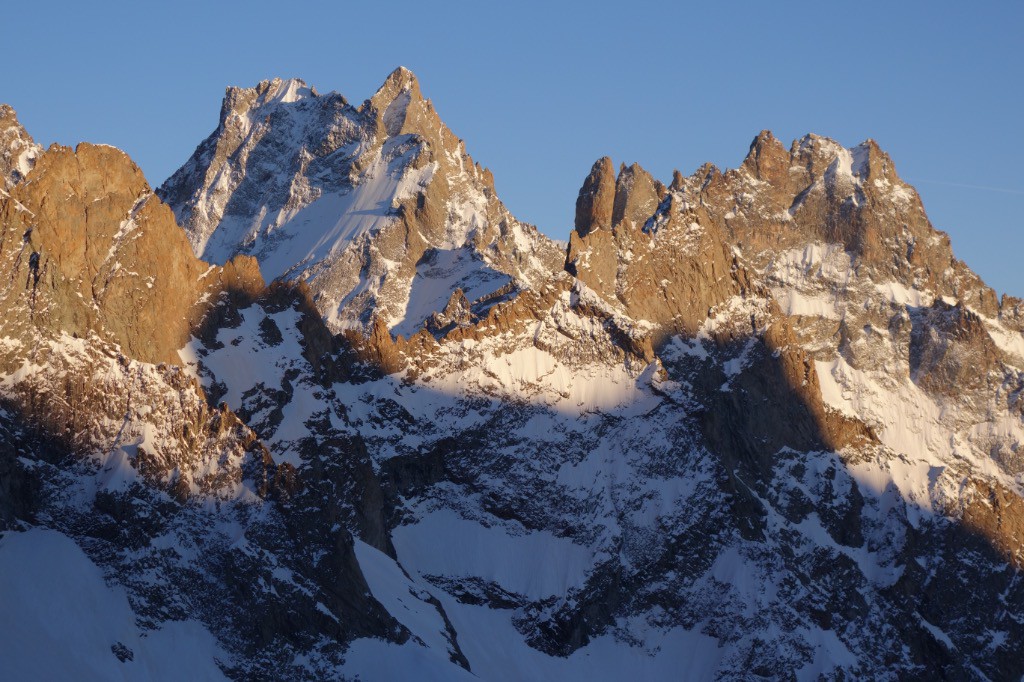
<box><xmin>1</xmin><ymin>70</ymin><xmax>1023</xmax><ymax>680</ymax></box>
<box><xmin>157</xmin><ymin>68</ymin><xmax>564</xmax><ymax>335</ymax></box>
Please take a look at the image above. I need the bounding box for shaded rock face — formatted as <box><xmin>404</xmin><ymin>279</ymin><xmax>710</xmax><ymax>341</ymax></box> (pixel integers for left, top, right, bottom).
<box><xmin>910</xmin><ymin>299</ymin><xmax>1001</xmax><ymax>394</ymax></box>
<box><xmin>1</xmin><ymin>85</ymin><xmax>1024</xmax><ymax>681</ymax></box>
<box><xmin>158</xmin><ymin>69</ymin><xmax>565</xmax><ymax>335</ymax></box>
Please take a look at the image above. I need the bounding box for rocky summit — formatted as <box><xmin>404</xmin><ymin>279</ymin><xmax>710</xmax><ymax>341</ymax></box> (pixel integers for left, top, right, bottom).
<box><xmin>1</xmin><ymin>68</ymin><xmax>1023</xmax><ymax>680</ymax></box>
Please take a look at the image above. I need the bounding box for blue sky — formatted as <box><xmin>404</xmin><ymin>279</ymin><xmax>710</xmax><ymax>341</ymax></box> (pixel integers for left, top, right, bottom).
<box><xmin>4</xmin><ymin>1</ymin><xmax>1021</xmax><ymax>296</ymax></box>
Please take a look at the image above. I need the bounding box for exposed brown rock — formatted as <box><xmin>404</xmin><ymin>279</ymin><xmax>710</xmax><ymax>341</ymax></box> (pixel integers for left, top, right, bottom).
<box><xmin>612</xmin><ymin>163</ymin><xmax>661</xmax><ymax>230</ymax></box>
<box><xmin>567</xmin><ymin>158</ymin><xmax>746</xmax><ymax>334</ymax></box>
<box><xmin>910</xmin><ymin>300</ymin><xmax>1001</xmax><ymax>395</ymax></box>
<box><xmin>1</xmin><ymin>143</ymin><xmax>264</xmax><ymax>365</ymax></box>
<box><xmin>741</xmin><ymin>129</ymin><xmax>790</xmax><ymax>185</ymax></box>
<box><xmin>573</xmin><ymin>157</ymin><xmax>616</xmax><ymax>236</ymax></box>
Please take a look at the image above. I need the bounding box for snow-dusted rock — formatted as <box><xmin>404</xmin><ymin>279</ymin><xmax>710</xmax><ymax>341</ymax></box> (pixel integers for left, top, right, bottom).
<box><xmin>0</xmin><ymin>78</ymin><xmax>1022</xmax><ymax>680</ymax></box>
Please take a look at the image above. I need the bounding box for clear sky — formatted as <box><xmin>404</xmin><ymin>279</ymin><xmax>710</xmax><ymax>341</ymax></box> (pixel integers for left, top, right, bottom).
<box><xmin>4</xmin><ymin>1</ymin><xmax>1021</xmax><ymax>296</ymax></box>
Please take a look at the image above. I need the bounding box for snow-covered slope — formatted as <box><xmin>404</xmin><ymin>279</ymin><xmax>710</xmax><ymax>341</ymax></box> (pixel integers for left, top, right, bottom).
<box><xmin>0</xmin><ymin>528</ymin><xmax>226</xmax><ymax>681</ymax></box>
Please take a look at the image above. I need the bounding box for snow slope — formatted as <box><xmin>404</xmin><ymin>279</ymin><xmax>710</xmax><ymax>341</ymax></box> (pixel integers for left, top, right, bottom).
<box><xmin>0</xmin><ymin>529</ymin><xmax>226</xmax><ymax>681</ymax></box>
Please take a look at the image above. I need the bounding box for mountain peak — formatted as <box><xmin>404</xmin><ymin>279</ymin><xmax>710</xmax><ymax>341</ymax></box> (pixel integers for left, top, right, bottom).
<box><xmin>613</xmin><ymin>162</ymin><xmax>663</xmax><ymax>229</ymax></box>
<box><xmin>218</xmin><ymin>77</ymin><xmax>317</xmax><ymax>125</ymax></box>
<box><xmin>384</xmin><ymin>65</ymin><xmax>419</xmax><ymax>89</ymax></box>
<box><xmin>159</xmin><ymin>69</ymin><xmax>565</xmax><ymax>335</ymax></box>
<box><xmin>0</xmin><ymin>103</ymin><xmax>41</xmax><ymax>190</ymax></box>
<box><xmin>742</xmin><ymin>129</ymin><xmax>789</xmax><ymax>182</ymax></box>
<box><xmin>367</xmin><ymin>66</ymin><xmax>426</xmax><ymax>137</ymax></box>
<box><xmin>255</xmin><ymin>77</ymin><xmax>315</xmax><ymax>105</ymax></box>
<box><xmin>574</xmin><ymin>156</ymin><xmax>616</xmax><ymax>236</ymax></box>
<box><xmin>369</xmin><ymin>66</ymin><xmax>422</xmax><ymax>106</ymax></box>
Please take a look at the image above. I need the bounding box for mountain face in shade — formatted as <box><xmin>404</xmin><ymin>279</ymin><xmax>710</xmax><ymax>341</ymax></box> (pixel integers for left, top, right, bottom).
<box><xmin>1</xmin><ymin>70</ymin><xmax>1024</xmax><ymax>680</ymax></box>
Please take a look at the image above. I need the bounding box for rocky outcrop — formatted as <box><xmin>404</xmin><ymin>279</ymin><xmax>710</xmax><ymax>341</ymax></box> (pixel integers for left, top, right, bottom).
<box><xmin>1</xmin><ymin>143</ymin><xmax>263</xmax><ymax>365</ymax></box>
<box><xmin>962</xmin><ymin>478</ymin><xmax>1024</xmax><ymax>568</ymax></box>
<box><xmin>910</xmin><ymin>299</ymin><xmax>1001</xmax><ymax>395</ymax></box>
<box><xmin>0</xmin><ymin>105</ymin><xmax>40</xmax><ymax>190</ymax></box>
<box><xmin>573</xmin><ymin>157</ymin><xmax>616</xmax><ymax>236</ymax></box>
<box><xmin>678</xmin><ymin>130</ymin><xmax>1003</xmax><ymax>317</ymax></box>
<box><xmin>567</xmin><ymin>158</ymin><xmax>745</xmax><ymax>334</ymax></box>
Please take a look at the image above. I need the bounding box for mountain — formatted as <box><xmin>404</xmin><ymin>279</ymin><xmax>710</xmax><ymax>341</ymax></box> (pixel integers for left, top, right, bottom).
<box><xmin>157</xmin><ymin>68</ymin><xmax>564</xmax><ymax>336</ymax></box>
<box><xmin>1</xmin><ymin>70</ymin><xmax>1024</xmax><ymax>680</ymax></box>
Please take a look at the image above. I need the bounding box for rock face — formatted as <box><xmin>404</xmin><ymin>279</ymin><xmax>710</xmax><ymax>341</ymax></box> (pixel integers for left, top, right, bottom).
<box><xmin>0</xmin><ymin>104</ymin><xmax>40</xmax><ymax>190</ymax></box>
<box><xmin>1</xmin><ymin>142</ymin><xmax>263</xmax><ymax>364</ymax></box>
<box><xmin>573</xmin><ymin>156</ymin><xmax>616</xmax><ymax>235</ymax></box>
<box><xmin>2</xmin><ymin>78</ymin><xmax>1024</xmax><ymax>681</ymax></box>
<box><xmin>158</xmin><ymin>69</ymin><xmax>565</xmax><ymax>335</ymax></box>
<box><xmin>566</xmin><ymin>156</ymin><xmax>743</xmax><ymax>335</ymax></box>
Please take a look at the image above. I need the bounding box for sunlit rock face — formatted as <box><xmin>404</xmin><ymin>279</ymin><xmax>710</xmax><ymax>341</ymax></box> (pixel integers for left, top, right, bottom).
<box><xmin>1</xmin><ymin>70</ymin><xmax>1024</xmax><ymax>680</ymax></box>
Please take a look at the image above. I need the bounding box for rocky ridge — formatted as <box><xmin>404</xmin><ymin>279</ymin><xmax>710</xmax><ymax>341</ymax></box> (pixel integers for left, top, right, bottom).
<box><xmin>0</xmin><ymin>69</ymin><xmax>1023</xmax><ymax>681</ymax></box>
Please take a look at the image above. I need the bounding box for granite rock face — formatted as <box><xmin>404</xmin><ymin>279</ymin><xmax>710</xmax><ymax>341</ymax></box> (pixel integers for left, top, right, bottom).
<box><xmin>2</xmin><ymin>142</ymin><xmax>264</xmax><ymax>364</ymax></box>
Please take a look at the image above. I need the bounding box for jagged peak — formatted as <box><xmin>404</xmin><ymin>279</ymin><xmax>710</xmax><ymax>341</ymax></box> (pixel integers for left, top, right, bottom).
<box><xmin>574</xmin><ymin>157</ymin><xmax>616</xmax><ymax>236</ymax></box>
<box><xmin>851</xmin><ymin>138</ymin><xmax>899</xmax><ymax>184</ymax></box>
<box><xmin>256</xmin><ymin>77</ymin><xmax>315</xmax><ymax>104</ymax></box>
<box><xmin>615</xmin><ymin>161</ymin><xmax>652</xmax><ymax>183</ymax></box>
<box><xmin>742</xmin><ymin>130</ymin><xmax>789</xmax><ymax>182</ymax></box>
<box><xmin>670</xmin><ymin>169</ymin><xmax>686</xmax><ymax>192</ymax></box>
<box><xmin>219</xmin><ymin>77</ymin><xmax>317</xmax><ymax>123</ymax></box>
<box><xmin>612</xmin><ymin>162</ymin><xmax>662</xmax><ymax>228</ymax></box>
<box><xmin>1</xmin><ymin>104</ymin><xmax>42</xmax><ymax>190</ymax></box>
<box><xmin>748</xmin><ymin>129</ymin><xmax>782</xmax><ymax>153</ymax></box>
<box><xmin>791</xmin><ymin>133</ymin><xmax>865</xmax><ymax>172</ymax></box>
<box><xmin>1</xmin><ymin>104</ymin><xmax>33</xmax><ymax>139</ymax></box>
<box><xmin>784</xmin><ymin>133</ymin><xmax>903</xmax><ymax>187</ymax></box>
<box><xmin>376</xmin><ymin>66</ymin><xmax>420</xmax><ymax>95</ymax></box>
<box><xmin>366</xmin><ymin>66</ymin><xmax>428</xmax><ymax>137</ymax></box>
<box><xmin>792</xmin><ymin>132</ymin><xmax>839</xmax><ymax>153</ymax></box>
<box><xmin>368</xmin><ymin>66</ymin><xmax>423</xmax><ymax>111</ymax></box>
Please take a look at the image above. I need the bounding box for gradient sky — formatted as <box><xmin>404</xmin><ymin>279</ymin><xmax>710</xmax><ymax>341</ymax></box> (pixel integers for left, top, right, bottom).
<box><xmin>4</xmin><ymin>1</ymin><xmax>1021</xmax><ymax>296</ymax></box>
